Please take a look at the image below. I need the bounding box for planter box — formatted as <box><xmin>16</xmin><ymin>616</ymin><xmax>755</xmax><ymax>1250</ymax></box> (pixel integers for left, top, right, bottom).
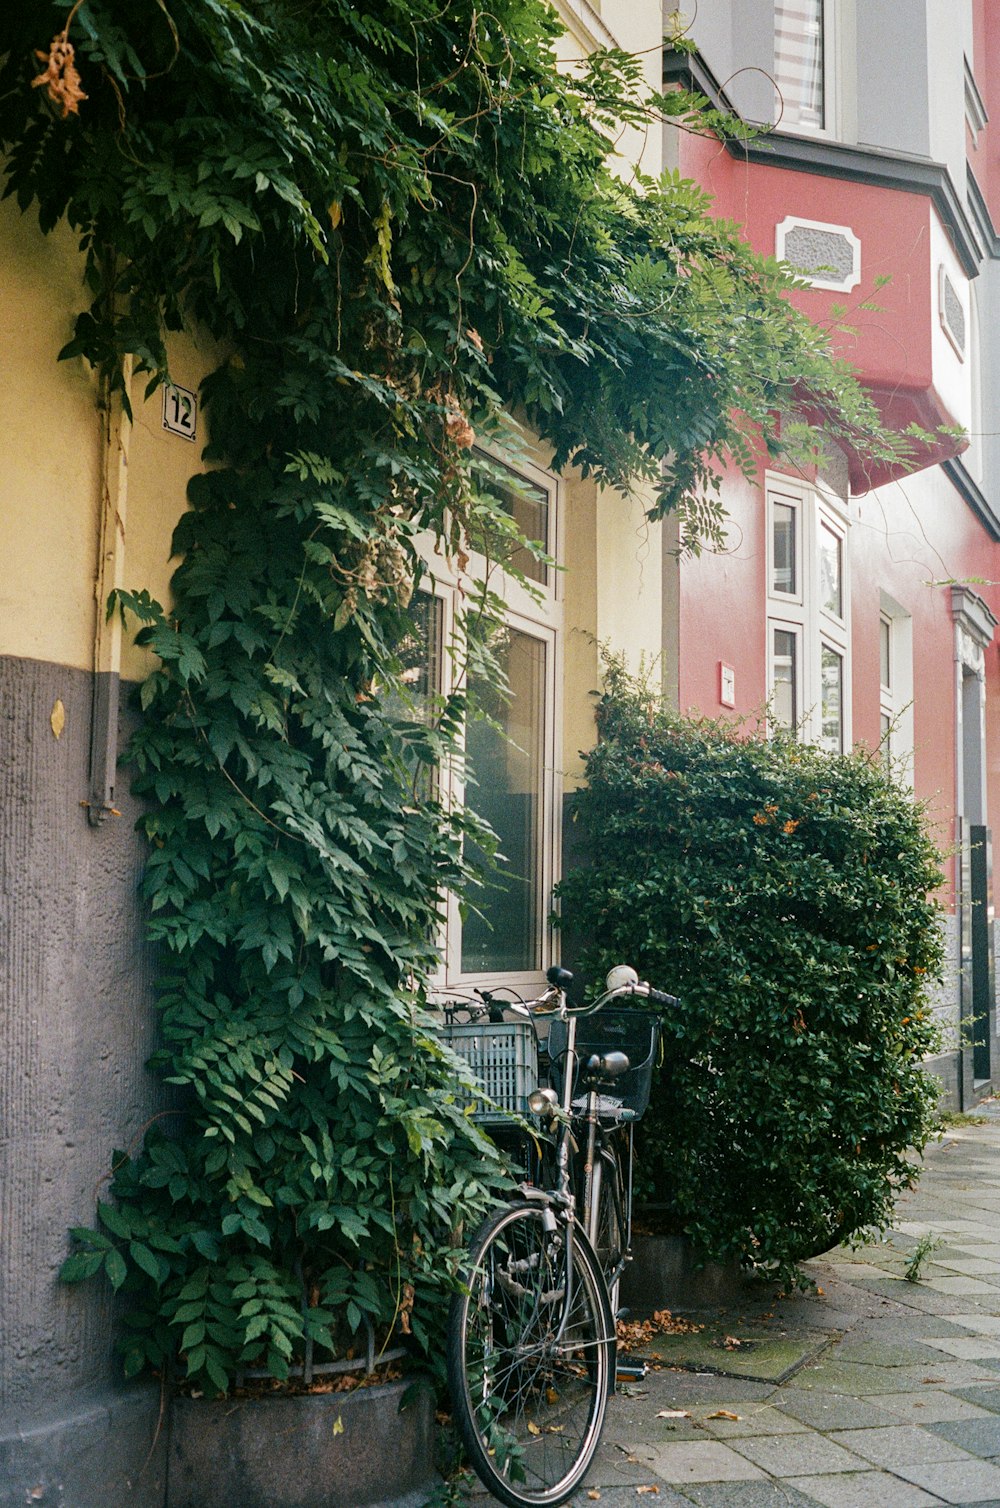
<box><xmin>166</xmin><ymin>1378</ymin><xmax>436</xmax><ymax>1508</ymax></box>
<box><xmin>621</xmin><ymin>1233</ymin><xmax>750</xmax><ymax>1315</ymax></box>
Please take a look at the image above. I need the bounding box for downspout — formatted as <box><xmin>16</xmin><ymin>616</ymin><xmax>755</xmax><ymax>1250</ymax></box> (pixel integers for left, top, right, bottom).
<box><xmin>87</xmin><ymin>357</ymin><xmax>133</xmax><ymax>826</ymax></box>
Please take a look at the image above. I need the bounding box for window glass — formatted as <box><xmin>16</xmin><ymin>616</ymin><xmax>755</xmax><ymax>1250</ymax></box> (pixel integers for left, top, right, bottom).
<box><xmin>772</xmin><ymin>501</ymin><xmax>797</xmax><ymax>595</ymax></box>
<box><xmin>471</xmin><ymin>455</ymin><xmax>550</xmax><ymax>586</ymax></box>
<box><xmin>880</xmin><ymin>710</ymin><xmax>892</xmax><ymax>770</ymax></box>
<box><xmin>397</xmin><ymin>593</ymin><xmax>443</xmax><ymax>705</ymax></box>
<box><xmin>462</xmin><ymin>629</ymin><xmax>546</xmax><ymax>973</ymax></box>
<box><xmin>775</xmin><ymin>0</ymin><xmax>825</xmax><ymax>130</ymax></box>
<box><xmin>389</xmin><ymin>593</ymin><xmax>444</xmax><ymax>797</ymax></box>
<box><xmin>819</xmin><ymin>521</ymin><xmax>842</xmax><ymax>618</ymax></box>
<box><xmin>772</xmin><ymin>627</ymin><xmax>798</xmax><ymax>731</ymax></box>
<box><xmin>820</xmin><ymin>643</ymin><xmax>843</xmax><ymax>752</ymax></box>
<box><xmin>880</xmin><ymin>614</ymin><xmax>891</xmax><ymax>689</ymax></box>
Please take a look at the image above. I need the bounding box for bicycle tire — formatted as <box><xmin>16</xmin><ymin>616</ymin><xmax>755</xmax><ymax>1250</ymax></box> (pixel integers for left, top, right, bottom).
<box><xmin>592</xmin><ymin>1149</ymin><xmax>626</xmax><ymax>1319</ymax></box>
<box><xmin>447</xmin><ymin>1201</ymin><xmax>615</xmax><ymax>1508</ymax></box>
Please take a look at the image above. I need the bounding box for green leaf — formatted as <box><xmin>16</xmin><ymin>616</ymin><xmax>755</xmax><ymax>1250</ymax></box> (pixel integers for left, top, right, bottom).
<box><xmin>104</xmin><ymin>1248</ymin><xmax>128</xmax><ymax>1292</ymax></box>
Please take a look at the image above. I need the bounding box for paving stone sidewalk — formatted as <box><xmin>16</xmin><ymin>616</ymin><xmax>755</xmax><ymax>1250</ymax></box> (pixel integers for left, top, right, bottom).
<box><xmin>467</xmin><ymin>1106</ymin><xmax>1000</xmax><ymax>1508</ymax></box>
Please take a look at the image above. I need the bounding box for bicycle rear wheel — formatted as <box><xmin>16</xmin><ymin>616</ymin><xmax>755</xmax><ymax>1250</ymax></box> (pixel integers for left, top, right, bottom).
<box><xmin>447</xmin><ymin>1201</ymin><xmax>615</xmax><ymax>1507</ymax></box>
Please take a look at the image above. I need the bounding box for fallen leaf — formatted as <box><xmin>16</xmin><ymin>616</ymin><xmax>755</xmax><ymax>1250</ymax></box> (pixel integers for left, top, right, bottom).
<box><xmin>636</xmin><ymin>1489</ymin><xmax>660</xmax><ymax>1497</ymax></box>
<box><xmin>708</xmin><ymin>1410</ymin><xmax>740</xmax><ymax>1421</ymax></box>
<box><xmin>50</xmin><ymin>699</ymin><xmax>65</xmax><ymax>738</ymax></box>
<box><xmin>332</xmin><ymin>1414</ymin><xmax>343</xmax><ymax>1436</ymax></box>
<box><xmin>922</xmin><ymin>1376</ymin><xmax>946</xmax><ymax>1384</ymax></box>
<box><xmin>527</xmin><ymin>1421</ymin><xmax>541</xmax><ymax>1436</ymax></box>
<box><xmin>656</xmin><ymin>1409</ymin><xmax>690</xmax><ymax>1418</ymax></box>
<box><xmin>546</xmin><ymin>1386</ymin><xmax>559</xmax><ymax>1404</ymax></box>
<box><xmin>545</xmin><ymin>1424</ymin><xmax>564</xmax><ymax>1434</ymax></box>
<box><xmin>587</xmin><ymin>1493</ymin><xmax>601</xmax><ymax>1502</ymax></box>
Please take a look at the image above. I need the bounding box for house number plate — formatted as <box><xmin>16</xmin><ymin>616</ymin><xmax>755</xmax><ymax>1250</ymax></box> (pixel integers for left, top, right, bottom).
<box><xmin>162</xmin><ymin>382</ymin><xmax>198</xmax><ymax>442</ymax></box>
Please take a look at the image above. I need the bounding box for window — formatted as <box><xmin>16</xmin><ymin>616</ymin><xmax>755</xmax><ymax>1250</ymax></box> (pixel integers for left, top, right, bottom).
<box><xmin>471</xmin><ymin>452</ymin><xmax>552</xmax><ymax>587</ymax></box>
<box><xmin>879</xmin><ymin>595</ymin><xmax>914</xmax><ymax>783</ymax></box>
<box><xmin>770</xmin><ymin>496</ymin><xmax>800</xmax><ymax>598</ymax></box>
<box><xmin>774</xmin><ymin>0</ymin><xmax>831</xmax><ymax>133</ymax></box>
<box><xmin>414</xmin><ymin>450</ymin><xmax>561</xmax><ymax>989</ymax></box>
<box><xmin>462</xmin><ymin>629</ymin><xmax>547</xmax><ymax>974</ymax></box>
<box><xmin>770</xmin><ymin>625</ymin><xmax>800</xmax><ymax>731</ymax></box>
<box><xmin>766</xmin><ymin>476</ymin><xmax>850</xmax><ymax>749</ymax></box>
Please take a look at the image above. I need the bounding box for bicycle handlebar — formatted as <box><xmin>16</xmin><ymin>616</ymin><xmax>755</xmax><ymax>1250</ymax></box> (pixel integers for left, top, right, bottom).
<box><xmin>435</xmin><ymin>967</ymin><xmax>678</xmax><ymax>1021</ymax></box>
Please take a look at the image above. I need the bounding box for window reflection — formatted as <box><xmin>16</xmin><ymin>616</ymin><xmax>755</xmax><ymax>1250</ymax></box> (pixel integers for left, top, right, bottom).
<box><xmin>772</xmin><ymin>501</ymin><xmax>797</xmax><ymax>595</ymax></box>
<box><xmin>820</xmin><ymin>643</ymin><xmax>843</xmax><ymax>752</ymax></box>
<box><xmin>462</xmin><ymin>629</ymin><xmax>546</xmax><ymax>973</ymax></box>
<box><xmin>819</xmin><ymin>522</ymin><xmax>842</xmax><ymax>618</ymax></box>
<box><xmin>773</xmin><ymin>627</ymin><xmax>798</xmax><ymax>731</ymax></box>
<box><xmin>775</xmin><ymin>0</ymin><xmax>825</xmax><ymax>130</ymax></box>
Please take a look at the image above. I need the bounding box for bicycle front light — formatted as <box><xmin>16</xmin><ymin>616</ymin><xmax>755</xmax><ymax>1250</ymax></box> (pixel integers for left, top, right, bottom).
<box><xmin>527</xmin><ymin>1086</ymin><xmax>559</xmax><ymax>1115</ymax></box>
<box><xmin>605</xmin><ymin>963</ymin><xmax>639</xmax><ymax>992</ymax></box>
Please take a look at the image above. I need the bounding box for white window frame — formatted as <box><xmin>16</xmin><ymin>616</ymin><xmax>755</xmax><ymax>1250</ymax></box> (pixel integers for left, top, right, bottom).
<box><xmin>879</xmin><ymin>592</ymin><xmax>914</xmax><ymax>785</ymax></box>
<box><xmin>774</xmin><ymin>0</ymin><xmax>840</xmax><ymax>140</ymax></box>
<box><xmin>417</xmin><ymin>449</ymin><xmax>563</xmax><ymax>996</ymax></box>
<box><xmin>768</xmin><ymin>618</ymin><xmax>804</xmax><ymax>734</ymax></box>
<box><xmin>765</xmin><ymin>474</ymin><xmax>851</xmax><ymax>750</ymax></box>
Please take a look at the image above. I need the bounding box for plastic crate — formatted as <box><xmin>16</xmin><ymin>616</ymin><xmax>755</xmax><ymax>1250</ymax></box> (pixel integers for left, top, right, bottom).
<box><xmin>435</xmin><ymin>1021</ymin><xmax>538</xmax><ymax>1124</ymax></box>
<box><xmin>546</xmin><ymin>1010</ymin><xmax>660</xmax><ymax>1121</ymax></box>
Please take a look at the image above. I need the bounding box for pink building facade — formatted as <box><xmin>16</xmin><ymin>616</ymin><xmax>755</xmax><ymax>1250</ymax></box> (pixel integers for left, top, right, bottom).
<box><xmin>662</xmin><ymin>0</ymin><xmax>1000</xmax><ymax>1106</ymax></box>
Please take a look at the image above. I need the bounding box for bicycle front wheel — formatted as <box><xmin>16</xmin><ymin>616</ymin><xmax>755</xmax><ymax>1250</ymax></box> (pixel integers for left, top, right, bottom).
<box><xmin>447</xmin><ymin>1202</ymin><xmax>615</xmax><ymax>1508</ymax></box>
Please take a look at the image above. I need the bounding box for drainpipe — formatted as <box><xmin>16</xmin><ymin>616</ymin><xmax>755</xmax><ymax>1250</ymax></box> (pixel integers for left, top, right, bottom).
<box><xmin>87</xmin><ymin>358</ymin><xmax>133</xmax><ymax>826</ymax></box>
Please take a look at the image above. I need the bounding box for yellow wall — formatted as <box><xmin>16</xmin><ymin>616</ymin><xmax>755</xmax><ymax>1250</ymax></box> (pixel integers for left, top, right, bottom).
<box><xmin>0</xmin><ymin>197</ymin><xmax>215</xmax><ymax>682</ymax></box>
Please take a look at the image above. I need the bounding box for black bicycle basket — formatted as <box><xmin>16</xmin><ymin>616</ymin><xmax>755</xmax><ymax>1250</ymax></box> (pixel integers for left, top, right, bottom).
<box><xmin>546</xmin><ymin>1009</ymin><xmax>661</xmax><ymax>1121</ymax></box>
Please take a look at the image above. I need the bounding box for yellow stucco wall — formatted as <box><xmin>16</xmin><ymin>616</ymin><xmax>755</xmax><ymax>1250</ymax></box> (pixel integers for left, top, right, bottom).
<box><xmin>3</xmin><ymin>0</ymin><xmax>666</xmax><ymax>744</ymax></box>
<box><xmin>0</xmin><ymin>197</ymin><xmax>219</xmax><ymax>680</ymax></box>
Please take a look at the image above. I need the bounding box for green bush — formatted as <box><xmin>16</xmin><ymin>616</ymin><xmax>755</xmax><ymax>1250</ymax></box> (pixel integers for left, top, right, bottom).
<box><xmin>556</xmin><ymin>664</ymin><xmax>945</xmax><ymax>1278</ymax></box>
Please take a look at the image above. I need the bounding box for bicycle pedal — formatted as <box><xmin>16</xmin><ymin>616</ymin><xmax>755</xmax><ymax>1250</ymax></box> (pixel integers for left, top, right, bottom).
<box><xmin>616</xmin><ymin>1359</ymin><xmax>648</xmax><ymax>1382</ymax></box>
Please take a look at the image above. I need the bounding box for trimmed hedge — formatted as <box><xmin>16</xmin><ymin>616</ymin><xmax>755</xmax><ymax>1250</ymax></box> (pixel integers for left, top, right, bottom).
<box><xmin>556</xmin><ymin>665</ymin><xmax>945</xmax><ymax>1278</ymax></box>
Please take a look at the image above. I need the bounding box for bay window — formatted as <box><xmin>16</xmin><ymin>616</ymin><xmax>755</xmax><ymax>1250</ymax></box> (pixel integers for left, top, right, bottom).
<box><xmin>766</xmin><ymin>476</ymin><xmax>850</xmax><ymax>750</ymax></box>
<box><xmin>413</xmin><ymin>449</ymin><xmax>561</xmax><ymax>989</ymax></box>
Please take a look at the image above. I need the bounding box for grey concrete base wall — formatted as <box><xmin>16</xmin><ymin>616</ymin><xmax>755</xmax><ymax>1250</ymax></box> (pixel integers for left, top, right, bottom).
<box><xmin>0</xmin><ymin>655</ymin><xmax>164</xmax><ymax>1504</ymax></box>
<box><xmin>0</xmin><ymin>1388</ymin><xmax>166</xmax><ymax>1508</ymax></box>
<box><xmin>167</xmin><ymin>1383</ymin><xmax>437</xmax><ymax>1508</ymax></box>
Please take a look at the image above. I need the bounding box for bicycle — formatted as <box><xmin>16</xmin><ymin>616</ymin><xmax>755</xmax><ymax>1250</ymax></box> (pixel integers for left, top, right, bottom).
<box><xmin>442</xmin><ymin>963</ymin><xmax>678</xmax><ymax>1508</ymax></box>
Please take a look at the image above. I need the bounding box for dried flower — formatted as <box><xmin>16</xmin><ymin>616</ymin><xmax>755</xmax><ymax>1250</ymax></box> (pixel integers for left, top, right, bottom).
<box><xmin>444</xmin><ymin>396</ymin><xmax>475</xmax><ymax>449</ymax></box>
<box><xmin>32</xmin><ymin>33</ymin><xmax>88</xmax><ymax>119</ymax></box>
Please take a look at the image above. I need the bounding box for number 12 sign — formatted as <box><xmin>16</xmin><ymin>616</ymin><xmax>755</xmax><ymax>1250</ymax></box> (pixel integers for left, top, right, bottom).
<box><xmin>162</xmin><ymin>383</ymin><xmax>198</xmax><ymax>442</ymax></box>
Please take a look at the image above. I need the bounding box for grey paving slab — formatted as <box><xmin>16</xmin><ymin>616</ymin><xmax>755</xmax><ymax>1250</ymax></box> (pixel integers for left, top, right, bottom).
<box><xmin>793</xmin><ymin>1360</ymin><xmax>994</xmax><ymax>1395</ymax></box>
<box><xmin>727</xmin><ymin>1432</ymin><xmax>871</xmax><ymax>1477</ymax></box>
<box><xmin>701</xmin><ymin>1405</ymin><xmax>812</xmax><ymax>1438</ymax></box>
<box><xmin>775</xmin><ymin>1391</ymin><xmax>908</xmax><ymax>1430</ymax></box>
<box><xmin>928</xmin><ymin>1416</ymin><xmax>1000</xmax><ymax>1458</ymax></box>
<box><xmin>831</xmin><ymin>1340</ymin><xmax>955</xmax><ymax>1367</ymax></box>
<box><xmin>922</xmin><ymin>1338</ymin><xmax>1000</xmax><ymax>1360</ymax></box>
<box><xmin>871</xmin><ymin>1393</ymin><xmax>993</xmax><ymax>1424</ymax></box>
<box><xmin>921</xmin><ymin>1279</ymin><xmax>1000</xmax><ymax>1297</ymax></box>
<box><xmin>893</xmin><ymin>1458</ymin><xmax>1000</xmax><ymax>1502</ymax></box>
<box><xmin>826</xmin><ymin>1425</ymin><xmax>972</xmax><ymax>1469</ymax></box>
<box><xmin>942</xmin><ymin>1314</ymin><xmax>1000</xmax><ymax>1335</ymax></box>
<box><xmin>784</xmin><ymin>1471</ymin><xmax>944</xmax><ymax>1508</ymax></box>
<box><xmin>679</xmin><ymin>1485</ymin><xmax>822</xmax><ymax>1508</ymax></box>
<box><xmin>933</xmin><ymin>1261</ymin><xmax>1000</xmax><ymax>1278</ymax></box>
<box><xmin>625</xmin><ymin>1440</ymin><xmax>768</xmax><ymax>1484</ymax></box>
<box><xmin>950</xmin><ymin>1385</ymin><xmax>1000</xmax><ymax>1413</ymax></box>
<box><xmin>569</xmin><ymin>1485</ymin><xmax>692</xmax><ymax>1506</ymax></box>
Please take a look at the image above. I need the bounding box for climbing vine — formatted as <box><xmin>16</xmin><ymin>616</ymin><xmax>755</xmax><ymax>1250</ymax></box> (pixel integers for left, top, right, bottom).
<box><xmin>1</xmin><ymin>0</ymin><xmax>912</xmax><ymax>1391</ymax></box>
